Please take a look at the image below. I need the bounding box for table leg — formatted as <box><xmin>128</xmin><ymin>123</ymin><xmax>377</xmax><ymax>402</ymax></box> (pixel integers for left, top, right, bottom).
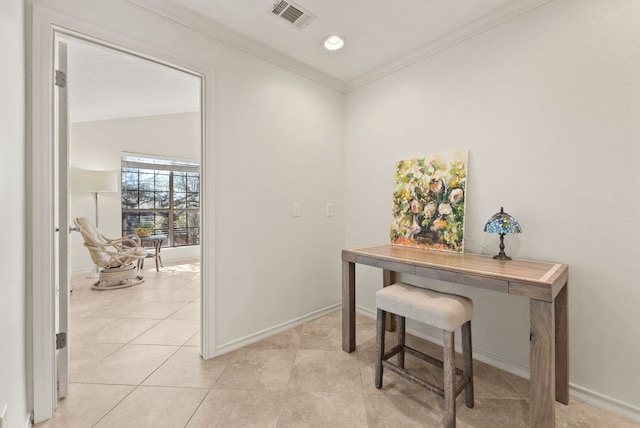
<box><xmin>154</xmin><ymin>239</ymin><xmax>161</xmax><ymax>271</ymax></box>
<box><xmin>530</xmin><ymin>298</ymin><xmax>556</xmax><ymax>427</ymax></box>
<box><xmin>555</xmin><ymin>282</ymin><xmax>569</xmax><ymax>404</ymax></box>
<box><xmin>342</xmin><ymin>260</ymin><xmax>356</xmax><ymax>352</ymax></box>
<box><xmin>382</xmin><ymin>270</ymin><xmax>396</xmax><ymax>332</ymax></box>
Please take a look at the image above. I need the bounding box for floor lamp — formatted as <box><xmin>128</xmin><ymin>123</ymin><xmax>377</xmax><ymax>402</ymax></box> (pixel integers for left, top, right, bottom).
<box><xmin>74</xmin><ymin>169</ymin><xmax>118</xmax><ymax>276</ymax></box>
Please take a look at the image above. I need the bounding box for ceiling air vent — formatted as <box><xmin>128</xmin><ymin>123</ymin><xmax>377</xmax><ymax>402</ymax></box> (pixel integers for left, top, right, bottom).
<box><xmin>269</xmin><ymin>0</ymin><xmax>317</xmax><ymax>30</ymax></box>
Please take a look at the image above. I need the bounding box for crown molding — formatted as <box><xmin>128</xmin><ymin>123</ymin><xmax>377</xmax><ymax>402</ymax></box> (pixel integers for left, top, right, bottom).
<box><xmin>344</xmin><ymin>0</ymin><xmax>553</xmax><ymax>92</ymax></box>
<box><xmin>127</xmin><ymin>0</ymin><xmax>346</xmax><ymax>92</ymax></box>
<box><xmin>128</xmin><ymin>0</ymin><xmax>552</xmax><ymax>94</ymax></box>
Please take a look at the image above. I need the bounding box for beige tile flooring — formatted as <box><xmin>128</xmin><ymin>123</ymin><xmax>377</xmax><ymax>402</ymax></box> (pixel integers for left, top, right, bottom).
<box><xmin>36</xmin><ymin>262</ymin><xmax>637</xmax><ymax>428</ymax></box>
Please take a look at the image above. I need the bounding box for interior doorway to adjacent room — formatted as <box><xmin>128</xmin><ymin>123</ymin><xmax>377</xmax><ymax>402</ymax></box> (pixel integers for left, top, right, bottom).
<box><xmin>55</xmin><ymin>32</ymin><xmax>204</xmax><ymax>407</ymax></box>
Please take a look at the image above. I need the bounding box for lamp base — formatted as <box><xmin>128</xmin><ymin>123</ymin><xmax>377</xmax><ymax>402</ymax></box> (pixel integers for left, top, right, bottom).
<box><xmin>494</xmin><ymin>234</ymin><xmax>512</xmax><ymax>260</ymax></box>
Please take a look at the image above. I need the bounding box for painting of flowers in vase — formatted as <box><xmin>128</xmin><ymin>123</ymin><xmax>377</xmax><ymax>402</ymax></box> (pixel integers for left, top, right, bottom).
<box><xmin>390</xmin><ymin>150</ymin><xmax>468</xmax><ymax>252</ymax></box>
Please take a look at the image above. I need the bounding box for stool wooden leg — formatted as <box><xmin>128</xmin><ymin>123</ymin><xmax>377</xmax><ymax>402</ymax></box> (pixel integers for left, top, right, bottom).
<box><xmin>375</xmin><ymin>309</ymin><xmax>385</xmax><ymax>389</ymax></box>
<box><xmin>443</xmin><ymin>330</ymin><xmax>456</xmax><ymax>428</ymax></box>
<box><xmin>462</xmin><ymin>320</ymin><xmax>474</xmax><ymax>408</ymax></box>
<box><xmin>397</xmin><ymin>315</ymin><xmax>405</xmax><ymax>369</ymax></box>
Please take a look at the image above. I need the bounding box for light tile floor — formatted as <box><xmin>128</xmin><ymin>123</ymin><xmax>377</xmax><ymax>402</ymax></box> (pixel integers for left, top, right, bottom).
<box><xmin>36</xmin><ymin>262</ymin><xmax>637</xmax><ymax>428</ymax></box>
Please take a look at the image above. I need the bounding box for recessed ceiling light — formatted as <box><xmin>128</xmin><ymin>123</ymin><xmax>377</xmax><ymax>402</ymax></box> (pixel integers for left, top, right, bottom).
<box><xmin>322</xmin><ymin>35</ymin><xmax>345</xmax><ymax>51</ymax></box>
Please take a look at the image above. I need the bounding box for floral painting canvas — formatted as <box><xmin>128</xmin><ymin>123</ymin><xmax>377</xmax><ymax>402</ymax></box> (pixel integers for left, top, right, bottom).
<box><xmin>390</xmin><ymin>150</ymin><xmax>468</xmax><ymax>253</ymax></box>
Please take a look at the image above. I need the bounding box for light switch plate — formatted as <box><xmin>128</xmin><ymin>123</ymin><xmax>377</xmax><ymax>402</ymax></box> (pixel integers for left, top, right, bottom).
<box><xmin>292</xmin><ymin>203</ymin><xmax>300</xmax><ymax>217</ymax></box>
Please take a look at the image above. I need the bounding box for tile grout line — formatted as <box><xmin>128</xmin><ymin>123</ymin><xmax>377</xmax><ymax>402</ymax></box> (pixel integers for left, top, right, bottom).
<box><xmin>71</xmin><ymin>264</ymin><xmax>199</xmax><ymax>427</ymax></box>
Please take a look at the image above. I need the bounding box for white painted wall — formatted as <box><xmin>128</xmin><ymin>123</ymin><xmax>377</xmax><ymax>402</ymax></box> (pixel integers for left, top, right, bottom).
<box><xmin>0</xmin><ymin>1</ymin><xmax>30</xmax><ymax>427</ymax></box>
<box><xmin>213</xmin><ymin>50</ymin><xmax>345</xmax><ymax>346</ymax></box>
<box><xmin>345</xmin><ymin>0</ymin><xmax>640</xmax><ymax>418</ymax></box>
<box><xmin>70</xmin><ymin>112</ymin><xmax>201</xmax><ymax>273</ymax></box>
<box><xmin>23</xmin><ymin>0</ymin><xmax>639</xmax><ymax>422</ymax></box>
<box><xmin>30</xmin><ymin>0</ymin><xmax>345</xmax><ymax>353</ymax></box>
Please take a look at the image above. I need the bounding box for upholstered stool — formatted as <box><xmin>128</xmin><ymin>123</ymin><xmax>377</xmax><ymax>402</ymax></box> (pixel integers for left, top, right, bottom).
<box><xmin>375</xmin><ymin>282</ymin><xmax>474</xmax><ymax>428</ymax></box>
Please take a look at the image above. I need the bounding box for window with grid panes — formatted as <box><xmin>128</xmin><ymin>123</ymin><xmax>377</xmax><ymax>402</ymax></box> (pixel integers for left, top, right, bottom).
<box><xmin>121</xmin><ymin>154</ymin><xmax>200</xmax><ymax>247</ymax></box>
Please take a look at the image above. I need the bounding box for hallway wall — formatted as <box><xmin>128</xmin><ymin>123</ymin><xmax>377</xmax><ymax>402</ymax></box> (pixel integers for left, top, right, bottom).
<box><xmin>0</xmin><ymin>0</ymin><xmax>29</xmax><ymax>427</ymax></box>
<box><xmin>345</xmin><ymin>0</ymin><xmax>640</xmax><ymax>419</ymax></box>
<box><xmin>29</xmin><ymin>0</ymin><xmax>345</xmax><ymax>355</ymax></box>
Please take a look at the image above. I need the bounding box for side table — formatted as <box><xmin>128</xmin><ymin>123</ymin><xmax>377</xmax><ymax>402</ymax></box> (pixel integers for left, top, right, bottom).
<box><xmin>138</xmin><ymin>234</ymin><xmax>167</xmax><ymax>272</ymax></box>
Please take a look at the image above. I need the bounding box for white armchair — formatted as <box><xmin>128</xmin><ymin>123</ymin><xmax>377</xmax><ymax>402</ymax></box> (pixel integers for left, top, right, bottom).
<box><xmin>75</xmin><ymin>217</ymin><xmax>146</xmax><ymax>290</ymax></box>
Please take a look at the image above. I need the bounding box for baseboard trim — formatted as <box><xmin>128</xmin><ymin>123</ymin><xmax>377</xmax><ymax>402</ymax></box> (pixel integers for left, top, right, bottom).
<box><xmin>356</xmin><ymin>306</ymin><xmax>640</xmax><ymax>424</ymax></box>
<box><xmin>570</xmin><ymin>383</ymin><xmax>640</xmax><ymax>424</ymax></box>
<box><xmin>214</xmin><ymin>303</ymin><xmax>341</xmax><ymax>356</ymax></box>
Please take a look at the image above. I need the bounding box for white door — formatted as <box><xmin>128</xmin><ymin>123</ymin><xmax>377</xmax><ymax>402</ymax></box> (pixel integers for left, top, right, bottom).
<box><xmin>54</xmin><ymin>38</ymin><xmax>71</xmax><ymax>400</ymax></box>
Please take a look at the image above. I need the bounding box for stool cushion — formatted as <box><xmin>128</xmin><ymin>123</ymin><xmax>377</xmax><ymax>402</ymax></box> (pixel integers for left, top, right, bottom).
<box><xmin>376</xmin><ymin>282</ymin><xmax>473</xmax><ymax>332</ymax></box>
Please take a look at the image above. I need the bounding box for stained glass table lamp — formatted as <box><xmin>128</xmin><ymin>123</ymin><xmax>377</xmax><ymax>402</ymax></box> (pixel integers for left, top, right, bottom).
<box><xmin>484</xmin><ymin>207</ymin><xmax>522</xmax><ymax>260</ymax></box>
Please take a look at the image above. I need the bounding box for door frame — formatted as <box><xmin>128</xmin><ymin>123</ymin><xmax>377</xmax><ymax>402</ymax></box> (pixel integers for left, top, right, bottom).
<box><xmin>28</xmin><ymin>6</ymin><xmax>216</xmax><ymax>423</ymax></box>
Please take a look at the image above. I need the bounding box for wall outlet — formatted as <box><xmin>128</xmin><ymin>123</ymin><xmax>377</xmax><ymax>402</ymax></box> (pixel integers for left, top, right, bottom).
<box><xmin>292</xmin><ymin>203</ymin><xmax>300</xmax><ymax>217</ymax></box>
<box><xmin>0</xmin><ymin>404</ymin><xmax>7</xmax><ymax>428</ymax></box>
<box><xmin>326</xmin><ymin>203</ymin><xmax>333</xmax><ymax>217</ymax></box>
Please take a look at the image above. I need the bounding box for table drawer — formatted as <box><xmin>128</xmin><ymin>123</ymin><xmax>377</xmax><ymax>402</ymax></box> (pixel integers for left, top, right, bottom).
<box><xmin>356</xmin><ymin>255</ymin><xmax>416</xmax><ymax>275</ymax></box>
<box><xmin>415</xmin><ymin>266</ymin><xmax>508</xmax><ymax>293</ymax></box>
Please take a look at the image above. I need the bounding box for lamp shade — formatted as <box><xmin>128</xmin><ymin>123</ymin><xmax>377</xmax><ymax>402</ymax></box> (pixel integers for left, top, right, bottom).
<box><xmin>484</xmin><ymin>207</ymin><xmax>522</xmax><ymax>235</ymax></box>
<box><xmin>74</xmin><ymin>169</ymin><xmax>118</xmax><ymax>193</ymax></box>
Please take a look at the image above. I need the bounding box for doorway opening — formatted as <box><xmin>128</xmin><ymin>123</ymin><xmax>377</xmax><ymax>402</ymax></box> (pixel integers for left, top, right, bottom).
<box><xmin>54</xmin><ymin>32</ymin><xmax>204</xmax><ymax>406</ymax></box>
<box><xmin>30</xmin><ymin>8</ymin><xmax>216</xmax><ymax>421</ymax></box>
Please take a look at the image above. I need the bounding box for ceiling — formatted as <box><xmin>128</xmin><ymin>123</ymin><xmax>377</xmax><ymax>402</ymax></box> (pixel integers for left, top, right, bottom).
<box><xmin>65</xmin><ymin>38</ymin><xmax>201</xmax><ymax>123</ymax></box>
<box><xmin>135</xmin><ymin>0</ymin><xmax>549</xmax><ymax>87</ymax></box>
<box><xmin>64</xmin><ymin>0</ymin><xmax>549</xmax><ymax>122</ymax></box>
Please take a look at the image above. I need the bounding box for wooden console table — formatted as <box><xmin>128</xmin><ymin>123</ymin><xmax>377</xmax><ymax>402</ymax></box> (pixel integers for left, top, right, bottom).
<box><xmin>342</xmin><ymin>244</ymin><xmax>569</xmax><ymax>428</ymax></box>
